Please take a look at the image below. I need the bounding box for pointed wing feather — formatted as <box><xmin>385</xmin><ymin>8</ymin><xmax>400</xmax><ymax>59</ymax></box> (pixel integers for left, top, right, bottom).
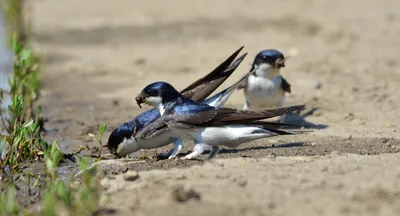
<box><xmin>281</xmin><ymin>77</ymin><xmax>291</xmax><ymax>93</ymax></box>
<box><xmin>181</xmin><ymin>46</ymin><xmax>244</xmax><ymax>96</ymax></box>
<box><xmin>135</xmin><ymin>47</ymin><xmax>246</xmax><ymax>139</ymax></box>
<box><xmin>182</xmin><ymin>52</ymin><xmax>247</xmax><ymax>101</ymax></box>
<box><xmin>135</xmin><ymin>118</ymin><xmax>169</xmax><ymax>139</ymax></box>
<box><xmin>164</xmin><ymin>105</ymin><xmax>305</xmax><ymax>127</ymax></box>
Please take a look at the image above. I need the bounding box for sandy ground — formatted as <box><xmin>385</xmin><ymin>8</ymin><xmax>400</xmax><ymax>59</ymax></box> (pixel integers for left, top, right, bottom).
<box><xmin>29</xmin><ymin>0</ymin><xmax>400</xmax><ymax>215</ymax></box>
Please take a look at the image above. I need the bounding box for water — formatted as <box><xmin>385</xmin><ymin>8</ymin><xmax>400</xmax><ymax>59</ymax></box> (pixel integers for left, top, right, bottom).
<box><xmin>0</xmin><ymin>11</ymin><xmax>13</xmax><ymax>159</ymax></box>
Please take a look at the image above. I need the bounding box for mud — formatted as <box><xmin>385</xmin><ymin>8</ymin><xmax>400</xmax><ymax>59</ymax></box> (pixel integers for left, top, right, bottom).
<box><xmin>24</xmin><ymin>0</ymin><xmax>400</xmax><ymax>215</ymax></box>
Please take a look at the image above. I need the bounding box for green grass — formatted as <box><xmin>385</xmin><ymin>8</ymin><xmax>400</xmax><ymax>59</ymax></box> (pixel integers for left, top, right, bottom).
<box><xmin>40</xmin><ymin>148</ymin><xmax>101</xmax><ymax>216</ymax></box>
<box><xmin>0</xmin><ymin>30</ymin><xmax>104</xmax><ymax>216</ymax></box>
<box><xmin>88</xmin><ymin>123</ymin><xmax>107</xmax><ymax>158</ymax></box>
<box><xmin>1</xmin><ymin>2</ymin><xmax>105</xmax><ymax>214</ymax></box>
<box><xmin>0</xmin><ymin>35</ymin><xmax>43</xmax><ymax>180</ymax></box>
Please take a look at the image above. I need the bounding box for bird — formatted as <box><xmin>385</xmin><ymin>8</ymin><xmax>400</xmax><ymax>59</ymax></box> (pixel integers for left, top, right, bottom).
<box><xmin>135</xmin><ymin>81</ymin><xmax>305</xmax><ymax>160</ymax></box>
<box><xmin>107</xmin><ymin>47</ymin><xmax>247</xmax><ymax>158</ymax></box>
<box><xmin>238</xmin><ymin>49</ymin><xmax>292</xmax><ymax>122</ymax></box>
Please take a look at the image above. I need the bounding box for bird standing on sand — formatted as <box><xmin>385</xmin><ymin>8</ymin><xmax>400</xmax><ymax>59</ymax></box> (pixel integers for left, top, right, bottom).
<box><xmin>239</xmin><ymin>50</ymin><xmax>291</xmax><ymax>121</ymax></box>
<box><xmin>107</xmin><ymin>47</ymin><xmax>247</xmax><ymax>158</ymax></box>
<box><xmin>135</xmin><ymin>81</ymin><xmax>304</xmax><ymax>160</ymax></box>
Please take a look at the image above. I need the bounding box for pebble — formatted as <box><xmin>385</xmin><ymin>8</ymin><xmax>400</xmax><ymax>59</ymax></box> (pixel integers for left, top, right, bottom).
<box><xmin>330</xmin><ymin>150</ymin><xmax>340</xmax><ymax>157</ymax></box>
<box><xmin>344</xmin><ymin>113</ymin><xmax>355</xmax><ymax>121</ymax></box>
<box><xmin>342</xmin><ymin>135</ymin><xmax>353</xmax><ymax>141</ymax></box>
<box><xmin>123</xmin><ymin>171</ymin><xmax>140</xmax><ymax>182</ymax></box>
<box><xmin>172</xmin><ymin>184</ymin><xmax>201</xmax><ymax>202</ymax></box>
<box><xmin>235</xmin><ymin>179</ymin><xmax>248</xmax><ymax>187</ymax></box>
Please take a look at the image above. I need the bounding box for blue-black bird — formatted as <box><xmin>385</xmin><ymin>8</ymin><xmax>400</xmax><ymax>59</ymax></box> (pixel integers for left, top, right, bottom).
<box><xmin>108</xmin><ymin>47</ymin><xmax>247</xmax><ymax>158</ymax></box>
<box><xmin>135</xmin><ymin>81</ymin><xmax>304</xmax><ymax>160</ymax></box>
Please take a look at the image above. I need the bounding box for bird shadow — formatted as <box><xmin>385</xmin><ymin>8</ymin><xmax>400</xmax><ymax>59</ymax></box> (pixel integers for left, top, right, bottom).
<box><xmin>283</xmin><ymin>107</ymin><xmax>328</xmax><ymax>129</ymax></box>
<box><xmin>217</xmin><ymin>142</ymin><xmax>305</xmax><ymax>155</ymax></box>
<box><xmin>156</xmin><ymin>142</ymin><xmax>305</xmax><ymax>160</ymax></box>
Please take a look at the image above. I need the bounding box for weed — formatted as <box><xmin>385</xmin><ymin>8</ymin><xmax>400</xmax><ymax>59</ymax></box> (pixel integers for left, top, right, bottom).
<box><xmin>0</xmin><ymin>12</ymin><xmax>102</xmax><ymax>214</ymax></box>
<box><xmin>88</xmin><ymin>123</ymin><xmax>107</xmax><ymax>158</ymax></box>
<box><xmin>42</xmin><ymin>140</ymin><xmax>63</xmax><ymax>181</ymax></box>
<box><xmin>0</xmin><ymin>36</ymin><xmax>43</xmax><ymax>180</ymax></box>
<box><xmin>39</xmin><ymin>153</ymin><xmax>101</xmax><ymax>216</ymax></box>
<box><xmin>0</xmin><ymin>185</ymin><xmax>20</xmax><ymax>216</ymax></box>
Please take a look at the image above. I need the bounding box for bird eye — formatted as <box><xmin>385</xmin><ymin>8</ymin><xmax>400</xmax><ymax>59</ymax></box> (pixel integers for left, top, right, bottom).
<box><xmin>146</xmin><ymin>89</ymin><xmax>157</xmax><ymax>96</ymax></box>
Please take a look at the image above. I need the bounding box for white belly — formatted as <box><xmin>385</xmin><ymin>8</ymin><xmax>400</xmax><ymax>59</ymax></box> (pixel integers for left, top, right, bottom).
<box><xmin>170</xmin><ymin>125</ymin><xmax>276</xmax><ymax>148</ymax></box>
<box><xmin>117</xmin><ymin>130</ymin><xmax>174</xmax><ymax>156</ymax></box>
<box><xmin>245</xmin><ymin>75</ymin><xmax>285</xmax><ymax>108</ymax></box>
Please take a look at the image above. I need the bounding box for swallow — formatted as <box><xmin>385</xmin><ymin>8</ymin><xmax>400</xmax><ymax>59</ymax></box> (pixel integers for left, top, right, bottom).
<box><xmin>108</xmin><ymin>47</ymin><xmax>247</xmax><ymax>158</ymax></box>
<box><xmin>135</xmin><ymin>81</ymin><xmax>305</xmax><ymax>160</ymax></box>
<box><xmin>238</xmin><ymin>50</ymin><xmax>291</xmax><ymax>119</ymax></box>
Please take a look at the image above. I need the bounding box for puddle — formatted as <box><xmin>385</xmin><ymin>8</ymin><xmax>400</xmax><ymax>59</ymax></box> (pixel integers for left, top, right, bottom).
<box><xmin>0</xmin><ymin>12</ymin><xmax>12</xmax><ymax>163</ymax></box>
<box><xmin>0</xmin><ymin>12</ymin><xmax>13</xmax><ymax>134</ymax></box>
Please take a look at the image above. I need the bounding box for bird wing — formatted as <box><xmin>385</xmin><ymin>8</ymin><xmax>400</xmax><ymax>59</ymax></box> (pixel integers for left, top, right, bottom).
<box><xmin>181</xmin><ymin>47</ymin><xmax>246</xmax><ymax>101</ymax></box>
<box><xmin>281</xmin><ymin>76</ymin><xmax>291</xmax><ymax>93</ymax></box>
<box><xmin>135</xmin><ymin>117</ymin><xmax>170</xmax><ymax>139</ymax></box>
<box><xmin>163</xmin><ymin>104</ymin><xmax>305</xmax><ymax>128</ymax></box>
<box><xmin>134</xmin><ymin>47</ymin><xmax>246</xmax><ymax>139</ymax></box>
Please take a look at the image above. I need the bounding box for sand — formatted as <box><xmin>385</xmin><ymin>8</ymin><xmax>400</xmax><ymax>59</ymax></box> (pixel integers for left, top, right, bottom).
<box><xmin>30</xmin><ymin>0</ymin><xmax>400</xmax><ymax>215</ymax></box>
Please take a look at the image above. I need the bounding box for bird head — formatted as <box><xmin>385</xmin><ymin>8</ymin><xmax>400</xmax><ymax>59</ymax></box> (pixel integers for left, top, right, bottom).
<box><xmin>252</xmin><ymin>49</ymin><xmax>287</xmax><ymax>77</ymax></box>
<box><xmin>135</xmin><ymin>81</ymin><xmax>181</xmax><ymax>109</ymax></box>
<box><xmin>107</xmin><ymin>121</ymin><xmax>141</xmax><ymax>157</ymax></box>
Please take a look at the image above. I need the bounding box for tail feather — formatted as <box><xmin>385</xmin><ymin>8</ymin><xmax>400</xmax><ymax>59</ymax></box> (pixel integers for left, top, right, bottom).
<box><xmin>246</xmin><ymin>121</ymin><xmax>311</xmax><ymax>136</ymax></box>
<box><xmin>218</xmin><ymin>105</ymin><xmax>306</xmax><ymax>124</ymax></box>
<box><xmin>249</xmin><ymin>121</ymin><xmax>304</xmax><ymax>129</ymax></box>
<box><xmin>262</xmin><ymin>128</ymin><xmax>293</xmax><ymax>135</ymax></box>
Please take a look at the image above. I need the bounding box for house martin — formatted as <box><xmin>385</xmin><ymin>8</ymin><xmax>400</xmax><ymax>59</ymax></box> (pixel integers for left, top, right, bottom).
<box><xmin>108</xmin><ymin>47</ymin><xmax>246</xmax><ymax>158</ymax></box>
<box><xmin>238</xmin><ymin>50</ymin><xmax>291</xmax><ymax>119</ymax></box>
<box><xmin>136</xmin><ymin>81</ymin><xmax>305</xmax><ymax>160</ymax></box>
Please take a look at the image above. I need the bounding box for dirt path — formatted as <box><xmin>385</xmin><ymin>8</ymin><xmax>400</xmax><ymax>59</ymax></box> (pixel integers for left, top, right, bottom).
<box><xmin>30</xmin><ymin>0</ymin><xmax>400</xmax><ymax>215</ymax></box>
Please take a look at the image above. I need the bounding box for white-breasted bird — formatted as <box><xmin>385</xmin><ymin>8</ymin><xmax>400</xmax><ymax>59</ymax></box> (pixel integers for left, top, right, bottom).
<box><xmin>107</xmin><ymin>47</ymin><xmax>247</xmax><ymax>158</ymax></box>
<box><xmin>135</xmin><ymin>81</ymin><xmax>305</xmax><ymax>160</ymax></box>
<box><xmin>239</xmin><ymin>50</ymin><xmax>291</xmax><ymax>117</ymax></box>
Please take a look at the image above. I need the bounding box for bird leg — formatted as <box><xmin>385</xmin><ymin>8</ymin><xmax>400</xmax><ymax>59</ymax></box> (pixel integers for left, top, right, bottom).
<box><xmin>243</xmin><ymin>100</ymin><xmax>250</xmax><ymax>110</ymax></box>
<box><xmin>183</xmin><ymin>141</ymin><xmax>208</xmax><ymax>160</ymax></box>
<box><xmin>207</xmin><ymin>145</ymin><xmax>220</xmax><ymax>160</ymax></box>
<box><xmin>158</xmin><ymin>137</ymin><xmax>183</xmax><ymax>159</ymax></box>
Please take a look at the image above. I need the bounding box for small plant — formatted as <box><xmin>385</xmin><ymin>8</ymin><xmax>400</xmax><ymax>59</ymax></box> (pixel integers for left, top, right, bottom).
<box><xmin>88</xmin><ymin>123</ymin><xmax>107</xmax><ymax>158</ymax></box>
<box><xmin>22</xmin><ymin>172</ymin><xmax>40</xmax><ymax>197</ymax></box>
<box><xmin>74</xmin><ymin>156</ymin><xmax>100</xmax><ymax>214</ymax></box>
<box><xmin>0</xmin><ymin>15</ymin><xmax>102</xmax><ymax>214</ymax></box>
<box><xmin>40</xmin><ymin>141</ymin><xmax>72</xmax><ymax>216</ymax></box>
<box><xmin>0</xmin><ymin>9</ymin><xmax>103</xmax><ymax>215</ymax></box>
<box><xmin>0</xmin><ymin>36</ymin><xmax>44</xmax><ymax>180</ymax></box>
<box><xmin>42</xmin><ymin>141</ymin><xmax>63</xmax><ymax>181</ymax></box>
<box><xmin>40</xmin><ymin>151</ymin><xmax>101</xmax><ymax>216</ymax></box>
<box><xmin>0</xmin><ymin>185</ymin><xmax>20</xmax><ymax>216</ymax></box>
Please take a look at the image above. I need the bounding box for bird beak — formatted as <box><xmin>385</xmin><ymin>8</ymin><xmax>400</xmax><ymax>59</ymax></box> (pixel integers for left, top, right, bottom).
<box><xmin>276</xmin><ymin>57</ymin><xmax>287</xmax><ymax>68</ymax></box>
<box><xmin>135</xmin><ymin>94</ymin><xmax>145</xmax><ymax>108</ymax></box>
